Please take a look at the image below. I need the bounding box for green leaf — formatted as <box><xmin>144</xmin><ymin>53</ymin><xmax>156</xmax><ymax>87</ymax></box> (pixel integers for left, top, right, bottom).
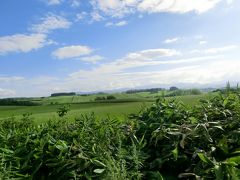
<box><xmin>55</xmin><ymin>140</ymin><xmax>68</xmax><ymax>151</ymax></box>
<box><xmin>214</xmin><ymin>165</ymin><xmax>224</xmax><ymax>180</ymax></box>
<box><xmin>92</xmin><ymin>159</ymin><xmax>106</xmax><ymax>167</ymax></box>
<box><xmin>225</xmin><ymin>156</ymin><xmax>240</xmax><ymax>166</ymax></box>
<box><xmin>93</xmin><ymin>169</ymin><xmax>105</xmax><ymax>174</ymax></box>
<box><xmin>197</xmin><ymin>153</ymin><xmax>214</xmax><ymax>165</ymax></box>
<box><xmin>189</xmin><ymin>117</ymin><xmax>197</xmax><ymax>123</ymax></box>
<box><xmin>0</xmin><ymin>148</ymin><xmax>14</xmax><ymax>154</ymax></box>
<box><xmin>223</xmin><ymin>99</ymin><xmax>229</xmax><ymax>106</ymax></box>
<box><xmin>147</xmin><ymin>171</ymin><xmax>164</xmax><ymax>180</ymax></box>
<box><xmin>172</xmin><ymin>147</ymin><xmax>178</xmax><ymax>161</ymax></box>
<box><xmin>218</xmin><ymin>137</ymin><xmax>229</xmax><ymax>154</ymax></box>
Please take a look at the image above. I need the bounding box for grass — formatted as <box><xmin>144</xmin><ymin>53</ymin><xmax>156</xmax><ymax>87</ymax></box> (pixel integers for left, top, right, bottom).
<box><xmin>0</xmin><ymin>93</ymin><xmax>212</xmax><ymax>123</ymax></box>
<box><xmin>0</xmin><ymin>102</ymin><xmax>150</xmax><ymax>123</ymax></box>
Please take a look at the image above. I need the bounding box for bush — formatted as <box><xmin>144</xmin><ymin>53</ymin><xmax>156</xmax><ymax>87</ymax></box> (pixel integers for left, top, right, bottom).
<box><xmin>166</xmin><ymin>89</ymin><xmax>202</xmax><ymax>97</ymax></box>
<box><xmin>95</xmin><ymin>96</ymin><xmax>106</xmax><ymax>101</ymax></box>
<box><xmin>0</xmin><ymin>114</ymin><xmax>142</xmax><ymax>179</ymax></box>
<box><xmin>57</xmin><ymin>105</ymin><xmax>70</xmax><ymax>117</ymax></box>
<box><xmin>106</xmin><ymin>95</ymin><xmax>116</xmax><ymax>100</ymax></box>
<box><xmin>130</xmin><ymin>93</ymin><xmax>240</xmax><ymax>179</ymax></box>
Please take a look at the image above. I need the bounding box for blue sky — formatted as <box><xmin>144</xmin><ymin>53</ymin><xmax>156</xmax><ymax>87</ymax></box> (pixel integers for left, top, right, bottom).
<box><xmin>0</xmin><ymin>0</ymin><xmax>240</xmax><ymax>97</ymax></box>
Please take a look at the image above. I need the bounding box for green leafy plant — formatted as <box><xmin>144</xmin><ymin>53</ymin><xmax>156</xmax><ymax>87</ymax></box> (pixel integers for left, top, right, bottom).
<box><xmin>57</xmin><ymin>105</ymin><xmax>70</xmax><ymax>117</ymax></box>
<box><xmin>0</xmin><ymin>92</ymin><xmax>240</xmax><ymax>179</ymax></box>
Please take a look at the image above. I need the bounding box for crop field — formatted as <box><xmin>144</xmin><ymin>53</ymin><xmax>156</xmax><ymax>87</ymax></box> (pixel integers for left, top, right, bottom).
<box><xmin>0</xmin><ymin>93</ymin><xmax>209</xmax><ymax>123</ymax></box>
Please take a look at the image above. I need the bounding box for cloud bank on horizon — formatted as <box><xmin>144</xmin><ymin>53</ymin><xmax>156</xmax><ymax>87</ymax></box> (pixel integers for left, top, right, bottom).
<box><xmin>0</xmin><ymin>0</ymin><xmax>239</xmax><ymax>97</ymax></box>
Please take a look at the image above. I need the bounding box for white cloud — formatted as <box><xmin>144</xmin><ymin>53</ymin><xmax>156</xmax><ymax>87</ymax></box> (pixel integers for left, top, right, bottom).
<box><xmin>91</xmin><ymin>11</ymin><xmax>104</xmax><ymax>21</ymax></box>
<box><xmin>116</xmin><ymin>20</ymin><xmax>128</xmax><ymax>26</ymax></box>
<box><xmin>91</xmin><ymin>0</ymin><xmax>223</xmax><ymax>18</ymax></box>
<box><xmin>205</xmin><ymin>45</ymin><xmax>238</xmax><ymax>54</ymax></box>
<box><xmin>199</xmin><ymin>41</ymin><xmax>207</xmax><ymax>45</ymax></box>
<box><xmin>76</xmin><ymin>12</ymin><xmax>88</xmax><ymax>21</ymax></box>
<box><xmin>164</xmin><ymin>37</ymin><xmax>180</xmax><ymax>44</ymax></box>
<box><xmin>137</xmin><ymin>0</ymin><xmax>221</xmax><ymax>14</ymax></box>
<box><xmin>70</xmin><ymin>48</ymin><xmax>181</xmax><ymax>78</ymax></box>
<box><xmin>195</xmin><ymin>35</ymin><xmax>204</xmax><ymax>40</ymax></box>
<box><xmin>52</xmin><ymin>45</ymin><xmax>93</xmax><ymax>59</ymax></box>
<box><xmin>5</xmin><ymin>47</ymin><xmax>240</xmax><ymax>96</ymax></box>
<box><xmin>105</xmin><ymin>22</ymin><xmax>114</xmax><ymax>26</ymax></box>
<box><xmin>71</xmin><ymin>0</ymin><xmax>80</xmax><ymax>7</ymax></box>
<box><xmin>0</xmin><ymin>14</ymin><xmax>67</xmax><ymax>55</ymax></box>
<box><xmin>46</xmin><ymin>0</ymin><xmax>63</xmax><ymax>5</ymax></box>
<box><xmin>91</xmin><ymin>0</ymin><xmax>135</xmax><ymax>17</ymax></box>
<box><xmin>66</xmin><ymin>55</ymin><xmax>240</xmax><ymax>92</ymax></box>
<box><xmin>126</xmin><ymin>48</ymin><xmax>181</xmax><ymax>59</ymax></box>
<box><xmin>0</xmin><ymin>88</ymin><xmax>16</xmax><ymax>98</ymax></box>
<box><xmin>191</xmin><ymin>45</ymin><xmax>238</xmax><ymax>54</ymax></box>
<box><xmin>81</xmin><ymin>55</ymin><xmax>104</xmax><ymax>63</ymax></box>
<box><xmin>226</xmin><ymin>0</ymin><xmax>234</xmax><ymax>5</ymax></box>
<box><xmin>105</xmin><ymin>20</ymin><xmax>128</xmax><ymax>26</ymax></box>
<box><xmin>0</xmin><ymin>34</ymin><xmax>48</xmax><ymax>55</ymax></box>
<box><xmin>30</xmin><ymin>14</ymin><xmax>71</xmax><ymax>34</ymax></box>
<box><xmin>0</xmin><ymin>76</ymin><xmax>24</xmax><ymax>83</ymax></box>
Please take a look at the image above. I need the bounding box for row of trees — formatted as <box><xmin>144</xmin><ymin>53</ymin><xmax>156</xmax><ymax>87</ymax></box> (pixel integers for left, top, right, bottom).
<box><xmin>95</xmin><ymin>95</ymin><xmax>116</xmax><ymax>101</ymax></box>
<box><xmin>0</xmin><ymin>99</ymin><xmax>39</xmax><ymax>106</ymax></box>
<box><xmin>51</xmin><ymin>92</ymin><xmax>76</xmax><ymax>97</ymax></box>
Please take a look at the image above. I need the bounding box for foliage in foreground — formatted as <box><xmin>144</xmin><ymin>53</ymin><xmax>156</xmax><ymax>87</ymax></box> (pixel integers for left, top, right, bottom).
<box><xmin>0</xmin><ymin>92</ymin><xmax>240</xmax><ymax>179</ymax></box>
<box><xmin>131</xmin><ymin>92</ymin><xmax>240</xmax><ymax>179</ymax></box>
<box><xmin>0</xmin><ymin>114</ymin><xmax>141</xmax><ymax>179</ymax></box>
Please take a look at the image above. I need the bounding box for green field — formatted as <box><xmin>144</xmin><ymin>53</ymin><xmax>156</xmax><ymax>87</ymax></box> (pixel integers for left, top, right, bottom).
<box><xmin>0</xmin><ymin>92</ymin><xmax>213</xmax><ymax>123</ymax></box>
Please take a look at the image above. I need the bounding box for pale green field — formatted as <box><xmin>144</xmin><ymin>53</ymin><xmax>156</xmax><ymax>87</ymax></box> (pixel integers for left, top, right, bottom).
<box><xmin>0</xmin><ymin>102</ymin><xmax>149</xmax><ymax>122</ymax></box>
<box><xmin>0</xmin><ymin>93</ymin><xmax>212</xmax><ymax>123</ymax></box>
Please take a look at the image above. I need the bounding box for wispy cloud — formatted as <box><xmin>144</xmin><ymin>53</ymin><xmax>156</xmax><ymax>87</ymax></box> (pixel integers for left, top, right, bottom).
<box><xmin>105</xmin><ymin>20</ymin><xmax>128</xmax><ymax>27</ymax></box>
<box><xmin>91</xmin><ymin>11</ymin><xmax>104</xmax><ymax>21</ymax></box>
<box><xmin>45</xmin><ymin>0</ymin><xmax>63</xmax><ymax>5</ymax></box>
<box><xmin>3</xmin><ymin>47</ymin><xmax>239</xmax><ymax>97</ymax></box>
<box><xmin>52</xmin><ymin>45</ymin><xmax>93</xmax><ymax>59</ymax></box>
<box><xmin>30</xmin><ymin>14</ymin><xmax>71</xmax><ymax>34</ymax></box>
<box><xmin>199</xmin><ymin>41</ymin><xmax>207</xmax><ymax>45</ymax></box>
<box><xmin>0</xmin><ymin>34</ymin><xmax>49</xmax><ymax>55</ymax></box>
<box><xmin>71</xmin><ymin>0</ymin><xmax>80</xmax><ymax>7</ymax></box>
<box><xmin>70</xmin><ymin>48</ymin><xmax>182</xmax><ymax>78</ymax></box>
<box><xmin>164</xmin><ymin>37</ymin><xmax>180</xmax><ymax>44</ymax></box>
<box><xmin>0</xmin><ymin>88</ymin><xmax>16</xmax><ymax>98</ymax></box>
<box><xmin>226</xmin><ymin>0</ymin><xmax>234</xmax><ymax>5</ymax></box>
<box><xmin>0</xmin><ymin>76</ymin><xmax>24</xmax><ymax>83</ymax></box>
<box><xmin>205</xmin><ymin>45</ymin><xmax>238</xmax><ymax>53</ymax></box>
<box><xmin>191</xmin><ymin>45</ymin><xmax>238</xmax><ymax>54</ymax></box>
<box><xmin>76</xmin><ymin>12</ymin><xmax>88</xmax><ymax>21</ymax></box>
<box><xmin>137</xmin><ymin>0</ymin><xmax>222</xmax><ymax>14</ymax></box>
<box><xmin>90</xmin><ymin>0</ymin><xmax>223</xmax><ymax>18</ymax></box>
<box><xmin>0</xmin><ymin>13</ymin><xmax>69</xmax><ymax>55</ymax></box>
<box><xmin>81</xmin><ymin>55</ymin><xmax>104</xmax><ymax>63</ymax></box>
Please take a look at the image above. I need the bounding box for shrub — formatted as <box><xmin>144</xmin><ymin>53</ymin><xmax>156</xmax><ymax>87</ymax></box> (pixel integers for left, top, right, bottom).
<box><xmin>166</xmin><ymin>89</ymin><xmax>202</xmax><ymax>97</ymax></box>
<box><xmin>0</xmin><ymin>114</ymin><xmax>142</xmax><ymax>179</ymax></box>
<box><xmin>130</xmin><ymin>93</ymin><xmax>240</xmax><ymax>179</ymax></box>
<box><xmin>95</xmin><ymin>96</ymin><xmax>106</xmax><ymax>101</ymax></box>
<box><xmin>106</xmin><ymin>95</ymin><xmax>116</xmax><ymax>100</ymax></box>
<box><xmin>57</xmin><ymin>105</ymin><xmax>70</xmax><ymax>117</ymax></box>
